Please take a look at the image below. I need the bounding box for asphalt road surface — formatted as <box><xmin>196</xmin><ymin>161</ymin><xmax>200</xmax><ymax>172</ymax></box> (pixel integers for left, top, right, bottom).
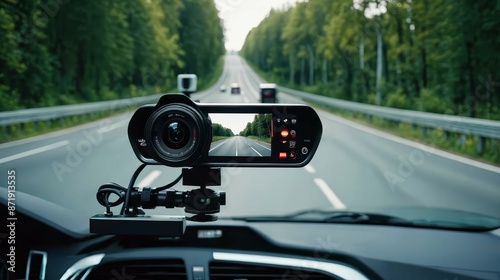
<box><xmin>210</xmin><ymin>136</ymin><xmax>271</xmax><ymax>157</ymax></box>
<box><xmin>1</xmin><ymin>54</ymin><xmax>500</xmax><ymax>224</ymax></box>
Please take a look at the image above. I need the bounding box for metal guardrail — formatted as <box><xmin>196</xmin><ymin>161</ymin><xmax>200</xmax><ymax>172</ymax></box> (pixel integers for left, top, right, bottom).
<box><xmin>240</xmin><ymin>57</ymin><xmax>500</xmax><ymax>152</ymax></box>
<box><xmin>0</xmin><ymin>94</ymin><xmax>164</xmax><ymax>126</ymax></box>
<box><xmin>3</xmin><ymin>58</ymin><xmax>500</xmax><ymax>150</ymax></box>
<box><xmin>277</xmin><ymin>86</ymin><xmax>500</xmax><ymax>140</ymax></box>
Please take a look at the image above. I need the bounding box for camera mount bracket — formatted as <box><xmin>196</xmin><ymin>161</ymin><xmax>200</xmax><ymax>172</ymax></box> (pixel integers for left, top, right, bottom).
<box><xmin>90</xmin><ymin>165</ymin><xmax>226</xmax><ymax>236</ymax></box>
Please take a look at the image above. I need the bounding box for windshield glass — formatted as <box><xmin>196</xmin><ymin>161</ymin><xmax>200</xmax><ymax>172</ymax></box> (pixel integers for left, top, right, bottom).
<box><xmin>1</xmin><ymin>0</ymin><xmax>499</xmax><ymax>231</ymax></box>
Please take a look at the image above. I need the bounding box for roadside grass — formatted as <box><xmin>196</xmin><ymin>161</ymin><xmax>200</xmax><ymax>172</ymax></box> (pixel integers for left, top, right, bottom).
<box><xmin>197</xmin><ymin>57</ymin><xmax>224</xmax><ymax>92</ymax></box>
<box><xmin>212</xmin><ymin>135</ymin><xmax>232</xmax><ymax>142</ymax></box>
<box><xmin>244</xmin><ymin>135</ymin><xmax>271</xmax><ymax>144</ymax></box>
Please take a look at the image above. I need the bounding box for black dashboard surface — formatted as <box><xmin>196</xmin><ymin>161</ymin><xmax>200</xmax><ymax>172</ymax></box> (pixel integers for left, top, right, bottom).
<box><xmin>2</xmin><ymin>191</ymin><xmax>500</xmax><ymax>279</ymax></box>
<box><xmin>10</xmin><ymin>214</ymin><xmax>500</xmax><ymax>280</ymax></box>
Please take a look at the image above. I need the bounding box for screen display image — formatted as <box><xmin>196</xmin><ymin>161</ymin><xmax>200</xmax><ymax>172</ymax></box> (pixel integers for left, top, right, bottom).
<box><xmin>209</xmin><ymin>113</ymin><xmax>272</xmax><ymax>157</ymax></box>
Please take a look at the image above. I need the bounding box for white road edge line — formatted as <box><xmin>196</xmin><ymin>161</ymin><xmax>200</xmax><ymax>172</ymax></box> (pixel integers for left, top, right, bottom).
<box><xmin>250</xmin><ymin>147</ymin><xmax>263</xmax><ymax>157</ymax></box>
<box><xmin>240</xmin><ymin>60</ymin><xmax>260</xmax><ymax>100</ymax></box>
<box><xmin>252</xmin><ymin>141</ymin><xmax>271</xmax><ymax>151</ymax></box>
<box><xmin>322</xmin><ymin>112</ymin><xmax>500</xmax><ymax>174</ymax></box>
<box><xmin>137</xmin><ymin>170</ymin><xmax>161</xmax><ymax>190</ymax></box>
<box><xmin>209</xmin><ymin>139</ymin><xmax>229</xmax><ymax>153</ymax></box>
<box><xmin>304</xmin><ymin>165</ymin><xmax>316</xmax><ymax>174</ymax></box>
<box><xmin>97</xmin><ymin>119</ymin><xmax>129</xmax><ymax>134</ymax></box>
<box><xmin>314</xmin><ymin>178</ymin><xmax>346</xmax><ymax>210</ymax></box>
<box><xmin>0</xmin><ymin>113</ymin><xmax>133</xmax><ymax>149</ymax></box>
<box><xmin>0</xmin><ymin>140</ymin><xmax>69</xmax><ymax>164</ymax></box>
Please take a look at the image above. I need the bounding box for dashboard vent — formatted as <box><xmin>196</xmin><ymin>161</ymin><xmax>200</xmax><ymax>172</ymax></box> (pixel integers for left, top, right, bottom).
<box><xmin>210</xmin><ymin>261</ymin><xmax>339</xmax><ymax>280</ymax></box>
<box><xmin>26</xmin><ymin>250</ymin><xmax>47</xmax><ymax>280</ymax></box>
<box><xmin>85</xmin><ymin>259</ymin><xmax>187</xmax><ymax>280</ymax></box>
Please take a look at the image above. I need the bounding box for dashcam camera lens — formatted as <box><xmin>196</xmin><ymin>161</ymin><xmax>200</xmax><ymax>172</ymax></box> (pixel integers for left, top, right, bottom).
<box><xmin>144</xmin><ymin>103</ymin><xmax>210</xmax><ymax>166</ymax></box>
<box><xmin>163</xmin><ymin>121</ymin><xmax>190</xmax><ymax>148</ymax></box>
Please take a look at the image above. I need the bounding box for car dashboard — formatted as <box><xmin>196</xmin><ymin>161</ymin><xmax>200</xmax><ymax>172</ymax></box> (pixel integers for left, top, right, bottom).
<box><xmin>6</xmin><ymin>204</ymin><xmax>500</xmax><ymax>280</ymax></box>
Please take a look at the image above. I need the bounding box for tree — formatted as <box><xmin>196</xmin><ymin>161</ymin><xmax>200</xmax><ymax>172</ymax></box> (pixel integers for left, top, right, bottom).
<box><xmin>1</xmin><ymin>0</ymin><xmax>224</xmax><ymax>111</ymax></box>
<box><xmin>241</xmin><ymin>0</ymin><xmax>500</xmax><ymax>119</ymax></box>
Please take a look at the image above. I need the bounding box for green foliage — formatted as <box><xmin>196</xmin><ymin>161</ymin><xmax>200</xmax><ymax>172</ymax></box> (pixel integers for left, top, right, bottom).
<box><xmin>0</xmin><ymin>0</ymin><xmax>224</xmax><ymax>111</ymax></box>
<box><xmin>212</xmin><ymin>123</ymin><xmax>234</xmax><ymax>137</ymax></box>
<box><xmin>178</xmin><ymin>0</ymin><xmax>225</xmax><ymax>78</ymax></box>
<box><xmin>241</xmin><ymin>0</ymin><xmax>500</xmax><ymax>120</ymax></box>
<box><xmin>385</xmin><ymin>89</ymin><xmax>411</xmax><ymax>110</ymax></box>
<box><xmin>239</xmin><ymin>114</ymin><xmax>272</xmax><ymax>140</ymax></box>
<box><xmin>418</xmin><ymin>88</ymin><xmax>448</xmax><ymax>114</ymax></box>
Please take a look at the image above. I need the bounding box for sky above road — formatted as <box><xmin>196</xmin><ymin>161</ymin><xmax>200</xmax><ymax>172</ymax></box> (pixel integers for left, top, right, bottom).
<box><xmin>210</xmin><ymin>113</ymin><xmax>257</xmax><ymax>135</ymax></box>
<box><xmin>214</xmin><ymin>0</ymin><xmax>302</xmax><ymax>51</ymax></box>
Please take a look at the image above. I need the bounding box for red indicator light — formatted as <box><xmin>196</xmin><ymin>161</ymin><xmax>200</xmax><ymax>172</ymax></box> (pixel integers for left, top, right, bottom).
<box><xmin>281</xmin><ymin>129</ymin><xmax>289</xmax><ymax>138</ymax></box>
<box><xmin>279</xmin><ymin>152</ymin><xmax>287</xmax><ymax>159</ymax></box>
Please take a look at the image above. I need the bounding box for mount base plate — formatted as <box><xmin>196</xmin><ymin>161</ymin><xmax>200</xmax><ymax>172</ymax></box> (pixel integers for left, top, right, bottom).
<box><xmin>90</xmin><ymin>214</ymin><xmax>186</xmax><ymax>236</ymax></box>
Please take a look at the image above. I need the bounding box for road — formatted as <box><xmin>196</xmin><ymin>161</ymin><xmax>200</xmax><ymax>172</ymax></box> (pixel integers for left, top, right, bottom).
<box><xmin>1</xmin><ymin>54</ymin><xmax>500</xmax><ymax>224</ymax></box>
<box><xmin>210</xmin><ymin>136</ymin><xmax>271</xmax><ymax>157</ymax></box>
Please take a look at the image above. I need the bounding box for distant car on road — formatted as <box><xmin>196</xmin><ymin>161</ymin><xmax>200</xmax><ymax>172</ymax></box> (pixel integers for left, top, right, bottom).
<box><xmin>220</xmin><ymin>85</ymin><xmax>226</xmax><ymax>92</ymax></box>
<box><xmin>230</xmin><ymin>83</ymin><xmax>240</xmax><ymax>94</ymax></box>
<box><xmin>260</xmin><ymin>83</ymin><xmax>277</xmax><ymax>103</ymax></box>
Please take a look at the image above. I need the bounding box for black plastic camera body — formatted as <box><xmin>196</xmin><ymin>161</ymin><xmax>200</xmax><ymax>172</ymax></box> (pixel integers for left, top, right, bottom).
<box><xmin>129</xmin><ymin>94</ymin><xmax>322</xmax><ymax>168</ymax></box>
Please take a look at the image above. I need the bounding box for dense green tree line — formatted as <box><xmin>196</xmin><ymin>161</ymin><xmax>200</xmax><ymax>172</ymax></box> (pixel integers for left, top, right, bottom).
<box><xmin>240</xmin><ymin>114</ymin><xmax>272</xmax><ymax>138</ymax></box>
<box><xmin>0</xmin><ymin>0</ymin><xmax>224</xmax><ymax>111</ymax></box>
<box><xmin>241</xmin><ymin>0</ymin><xmax>500</xmax><ymax>119</ymax></box>
<box><xmin>212</xmin><ymin>123</ymin><xmax>234</xmax><ymax>137</ymax></box>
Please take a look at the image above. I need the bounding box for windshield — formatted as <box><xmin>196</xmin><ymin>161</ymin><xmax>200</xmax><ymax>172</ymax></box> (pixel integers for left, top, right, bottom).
<box><xmin>1</xmin><ymin>0</ymin><xmax>499</xmax><ymax>232</ymax></box>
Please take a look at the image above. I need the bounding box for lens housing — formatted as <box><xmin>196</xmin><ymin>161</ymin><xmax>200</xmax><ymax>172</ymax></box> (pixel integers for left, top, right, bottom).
<box><xmin>144</xmin><ymin>103</ymin><xmax>211</xmax><ymax>166</ymax></box>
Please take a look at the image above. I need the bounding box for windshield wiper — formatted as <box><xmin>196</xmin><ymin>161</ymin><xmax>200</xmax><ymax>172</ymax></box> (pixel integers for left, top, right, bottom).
<box><xmin>228</xmin><ymin>209</ymin><xmax>499</xmax><ymax>231</ymax></box>
<box><xmin>228</xmin><ymin>209</ymin><xmax>413</xmax><ymax>226</ymax></box>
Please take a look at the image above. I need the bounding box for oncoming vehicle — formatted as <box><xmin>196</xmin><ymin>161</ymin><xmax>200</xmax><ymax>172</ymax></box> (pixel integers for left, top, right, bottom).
<box><xmin>230</xmin><ymin>83</ymin><xmax>240</xmax><ymax>94</ymax></box>
<box><xmin>260</xmin><ymin>83</ymin><xmax>278</xmax><ymax>103</ymax></box>
<box><xmin>219</xmin><ymin>85</ymin><xmax>226</xmax><ymax>92</ymax></box>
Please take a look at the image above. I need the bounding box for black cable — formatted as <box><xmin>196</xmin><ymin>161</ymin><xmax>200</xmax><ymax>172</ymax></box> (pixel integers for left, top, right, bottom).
<box><xmin>96</xmin><ymin>182</ymin><xmax>127</xmax><ymax>208</ymax></box>
<box><xmin>153</xmin><ymin>174</ymin><xmax>183</xmax><ymax>193</ymax></box>
<box><xmin>95</xmin><ymin>164</ymin><xmax>183</xmax><ymax>215</ymax></box>
<box><xmin>121</xmin><ymin>163</ymin><xmax>147</xmax><ymax>215</ymax></box>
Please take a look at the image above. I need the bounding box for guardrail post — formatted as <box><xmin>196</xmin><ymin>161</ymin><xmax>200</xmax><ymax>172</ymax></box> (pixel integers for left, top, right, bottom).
<box><xmin>477</xmin><ymin>136</ymin><xmax>486</xmax><ymax>153</ymax></box>
<box><xmin>460</xmin><ymin>134</ymin><xmax>467</xmax><ymax>147</ymax></box>
<box><xmin>412</xmin><ymin>123</ymin><xmax>417</xmax><ymax>130</ymax></box>
<box><xmin>443</xmin><ymin>131</ymin><xmax>449</xmax><ymax>141</ymax></box>
<box><xmin>420</xmin><ymin>127</ymin><xmax>427</xmax><ymax>137</ymax></box>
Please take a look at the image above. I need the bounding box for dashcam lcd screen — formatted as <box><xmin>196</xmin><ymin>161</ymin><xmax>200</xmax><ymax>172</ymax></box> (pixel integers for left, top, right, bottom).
<box><xmin>209</xmin><ymin>113</ymin><xmax>272</xmax><ymax>157</ymax></box>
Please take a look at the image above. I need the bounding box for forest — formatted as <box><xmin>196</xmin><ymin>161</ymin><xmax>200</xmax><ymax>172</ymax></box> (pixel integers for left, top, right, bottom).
<box><xmin>241</xmin><ymin>0</ymin><xmax>500</xmax><ymax>119</ymax></box>
<box><xmin>212</xmin><ymin>123</ymin><xmax>234</xmax><ymax>137</ymax></box>
<box><xmin>239</xmin><ymin>114</ymin><xmax>272</xmax><ymax>140</ymax></box>
<box><xmin>0</xmin><ymin>0</ymin><xmax>224</xmax><ymax>111</ymax></box>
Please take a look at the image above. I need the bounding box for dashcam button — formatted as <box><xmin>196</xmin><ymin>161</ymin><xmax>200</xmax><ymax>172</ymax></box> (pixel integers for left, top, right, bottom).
<box><xmin>289</xmin><ymin>140</ymin><xmax>296</xmax><ymax>148</ymax></box>
<box><xmin>291</xmin><ymin>119</ymin><xmax>297</xmax><ymax>124</ymax></box>
<box><xmin>290</xmin><ymin>130</ymin><xmax>296</xmax><ymax>138</ymax></box>
<box><xmin>301</xmin><ymin>147</ymin><xmax>309</xmax><ymax>155</ymax></box>
<box><xmin>279</xmin><ymin>152</ymin><xmax>287</xmax><ymax>159</ymax></box>
<box><xmin>280</xmin><ymin>129</ymin><xmax>289</xmax><ymax>138</ymax></box>
<box><xmin>289</xmin><ymin>152</ymin><xmax>296</xmax><ymax>159</ymax></box>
